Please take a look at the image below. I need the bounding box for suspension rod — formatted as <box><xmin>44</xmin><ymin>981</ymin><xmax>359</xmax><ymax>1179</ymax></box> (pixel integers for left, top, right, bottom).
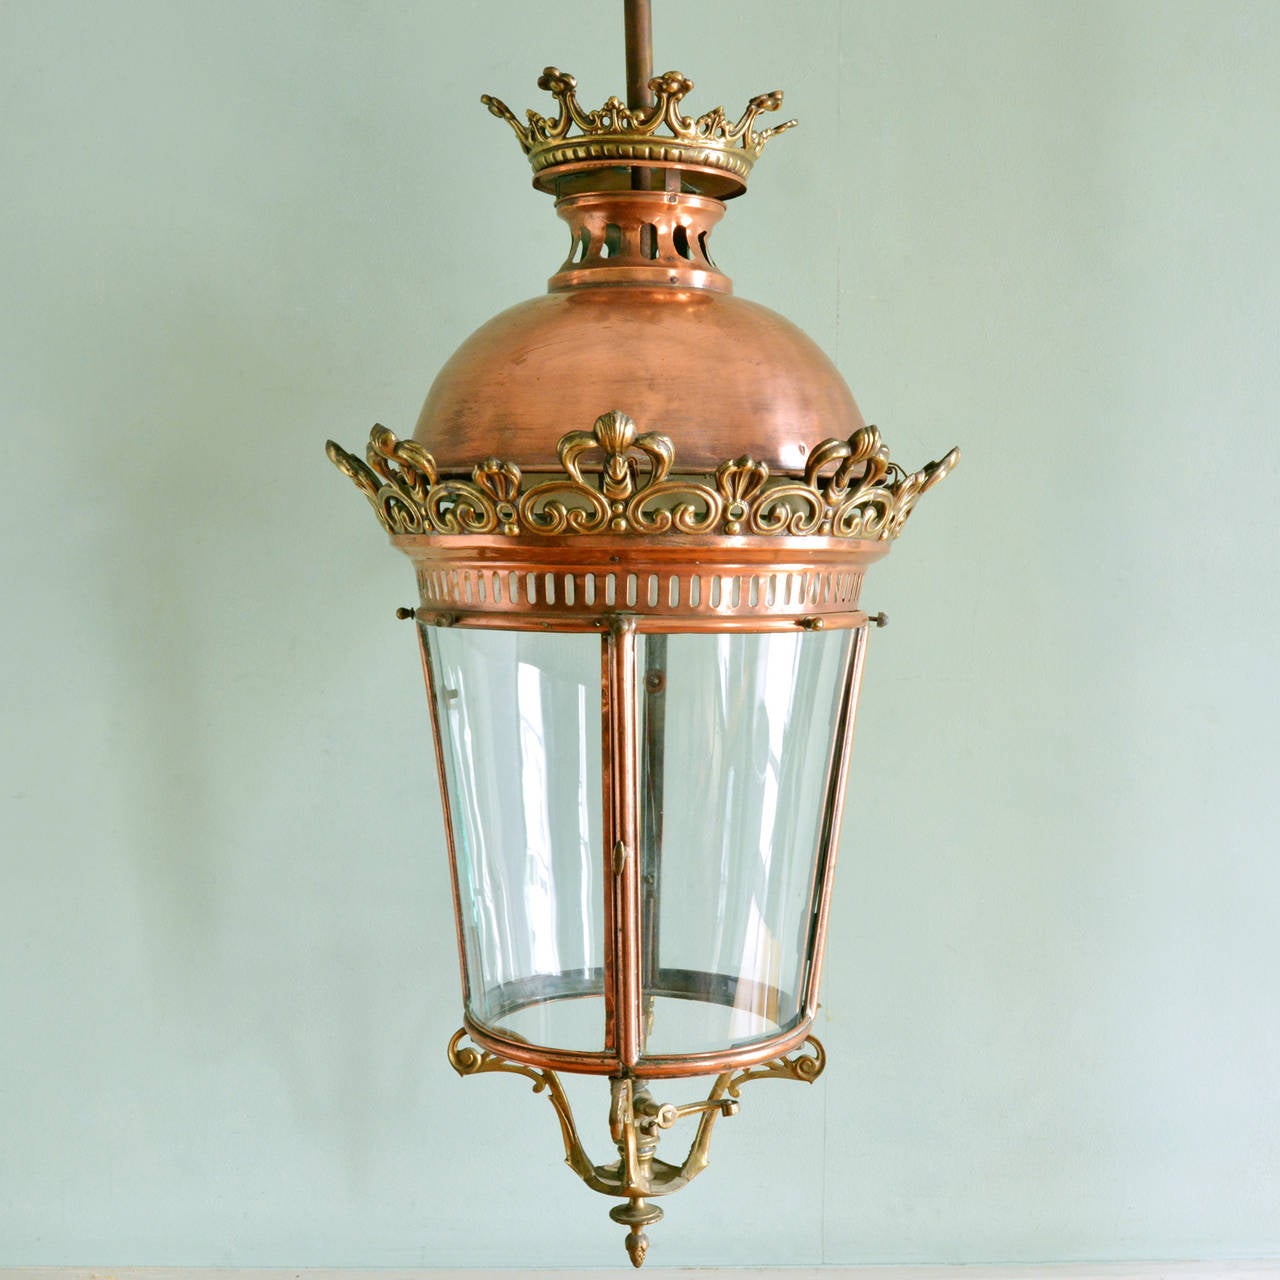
<box><xmin>624</xmin><ymin>0</ymin><xmax>654</xmax><ymax>109</ymax></box>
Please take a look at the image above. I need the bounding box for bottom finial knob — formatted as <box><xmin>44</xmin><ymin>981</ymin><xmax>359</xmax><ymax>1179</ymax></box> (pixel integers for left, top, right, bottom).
<box><xmin>610</xmin><ymin>1196</ymin><xmax>662</xmax><ymax>1268</ymax></box>
<box><xmin>625</xmin><ymin>1228</ymin><xmax>648</xmax><ymax>1268</ymax></box>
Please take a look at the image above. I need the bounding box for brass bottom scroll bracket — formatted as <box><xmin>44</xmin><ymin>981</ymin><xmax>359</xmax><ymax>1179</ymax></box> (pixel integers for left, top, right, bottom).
<box><xmin>447</xmin><ymin>1028</ymin><xmax>827</xmax><ymax>1267</ymax></box>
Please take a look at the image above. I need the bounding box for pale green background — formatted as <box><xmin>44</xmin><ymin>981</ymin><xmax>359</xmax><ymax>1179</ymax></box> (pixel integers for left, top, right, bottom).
<box><xmin>2</xmin><ymin>0</ymin><xmax>1278</xmax><ymax>1269</ymax></box>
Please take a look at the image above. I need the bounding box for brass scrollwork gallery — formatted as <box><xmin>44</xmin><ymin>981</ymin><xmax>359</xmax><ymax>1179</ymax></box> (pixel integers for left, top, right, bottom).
<box><xmin>326</xmin><ymin>411</ymin><xmax>958</xmax><ymax>544</ymax></box>
<box><xmin>447</xmin><ymin>1027</ymin><xmax>827</xmax><ymax>1267</ymax></box>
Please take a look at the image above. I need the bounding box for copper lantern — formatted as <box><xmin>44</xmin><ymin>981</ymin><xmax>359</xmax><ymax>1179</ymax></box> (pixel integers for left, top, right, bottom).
<box><xmin>326</xmin><ymin>3</ymin><xmax>957</xmax><ymax>1267</ymax></box>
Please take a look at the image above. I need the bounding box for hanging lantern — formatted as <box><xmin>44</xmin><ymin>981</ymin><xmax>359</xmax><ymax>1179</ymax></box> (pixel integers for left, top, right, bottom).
<box><xmin>326</xmin><ymin>4</ymin><xmax>956</xmax><ymax>1267</ymax></box>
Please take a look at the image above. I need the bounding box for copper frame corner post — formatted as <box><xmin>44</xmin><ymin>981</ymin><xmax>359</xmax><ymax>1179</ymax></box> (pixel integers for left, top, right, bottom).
<box><xmin>323</xmin><ymin>9</ymin><xmax>958</xmax><ymax>1268</ymax></box>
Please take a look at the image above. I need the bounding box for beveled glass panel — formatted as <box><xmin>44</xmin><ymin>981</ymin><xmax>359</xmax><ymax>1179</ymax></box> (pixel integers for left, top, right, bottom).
<box><xmin>426</xmin><ymin>626</ymin><xmax>605</xmax><ymax>1050</ymax></box>
<box><xmin>637</xmin><ymin>629</ymin><xmax>854</xmax><ymax>1057</ymax></box>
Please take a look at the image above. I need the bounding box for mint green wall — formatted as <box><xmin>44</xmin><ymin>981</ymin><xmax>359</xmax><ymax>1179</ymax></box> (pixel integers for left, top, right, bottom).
<box><xmin>3</xmin><ymin>0</ymin><xmax>1278</xmax><ymax>1267</ymax></box>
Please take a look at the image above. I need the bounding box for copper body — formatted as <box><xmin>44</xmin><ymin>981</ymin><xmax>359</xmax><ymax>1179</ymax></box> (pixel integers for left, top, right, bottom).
<box><xmin>403</xmin><ymin>535</ymin><xmax>886</xmax><ymax>626</ymax></box>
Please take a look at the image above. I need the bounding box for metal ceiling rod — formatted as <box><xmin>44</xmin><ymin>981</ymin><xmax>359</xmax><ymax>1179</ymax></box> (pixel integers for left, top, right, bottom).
<box><xmin>624</xmin><ymin>0</ymin><xmax>654</xmax><ymax>109</ymax></box>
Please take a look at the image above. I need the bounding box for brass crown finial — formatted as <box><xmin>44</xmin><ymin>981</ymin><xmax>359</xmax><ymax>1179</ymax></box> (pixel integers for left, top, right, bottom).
<box><xmin>481</xmin><ymin>67</ymin><xmax>796</xmax><ymax>195</ymax></box>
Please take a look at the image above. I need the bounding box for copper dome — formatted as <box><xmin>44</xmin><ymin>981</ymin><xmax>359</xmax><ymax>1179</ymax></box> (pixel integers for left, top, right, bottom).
<box><xmin>414</xmin><ymin>281</ymin><xmax>866</xmax><ymax>476</ymax></box>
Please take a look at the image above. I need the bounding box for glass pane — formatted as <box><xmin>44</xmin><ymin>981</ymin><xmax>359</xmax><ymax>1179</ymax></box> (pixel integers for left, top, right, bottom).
<box><xmin>638</xmin><ymin>629</ymin><xmax>853</xmax><ymax>1057</ymax></box>
<box><xmin>427</xmin><ymin>626</ymin><xmax>605</xmax><ymax>1051</ymax></box>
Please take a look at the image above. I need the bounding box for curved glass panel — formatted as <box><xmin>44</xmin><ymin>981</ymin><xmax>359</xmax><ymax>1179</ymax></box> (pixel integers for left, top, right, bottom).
<box><xmin>637</xmin><ymin>629</ymin><xmax>854</xmax><ymax>1057</ymax></box>
<box><xmin>426</xmin><ymin>627</ymin><xmax>604</xmax><ymax>1050</ymax></box>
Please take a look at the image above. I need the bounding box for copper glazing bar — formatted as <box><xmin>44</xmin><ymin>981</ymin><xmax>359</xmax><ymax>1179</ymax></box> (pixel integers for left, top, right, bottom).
<box><xmin>599</xmin><ymin>632</ymin><xmax>620</xmax><ymax>1055</ymax></box>
<box><xmin>632</xmin><ymin>1012</ymin><xmax>819</xmax><ymax>1078</ymax></box>
<box><xmin>639</xmin><ymin>632</ymin><xmax>667</xmax><ymax>1050</ymax></box>
<box><xmin>790</xmin><ymin>628</ymin><xmax>856</xmax><ymax>990</ymax></box>
<box><xmin>465</xmin><ymin>1010</ymin><xmax>821</xmax><ymax>1080</ymax></box>
<box><xmin>432</xmin><ymin>610</ymin><xmax>872</xmax><ymax>635</ymax></box>
<box><xmin>604</xmin><ymin>618</ymin><xmax>643</xmax><ymax>1065</ymax></box>
<box><xmin>415</xmin><ymin>624</ymin><xmax>473</xmax><ymax>1010</ymax></box>
<box><xmin>803</xmin><ymin>623</ymin><xmax>871</xmax><ymax>1018</ymax></box>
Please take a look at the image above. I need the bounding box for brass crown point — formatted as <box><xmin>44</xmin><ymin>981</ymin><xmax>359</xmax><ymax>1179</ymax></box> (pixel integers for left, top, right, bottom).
<box><xmin>482</xmin><ymin>66</ymin><xmax>797</xmax><ymax>193</ymax></box>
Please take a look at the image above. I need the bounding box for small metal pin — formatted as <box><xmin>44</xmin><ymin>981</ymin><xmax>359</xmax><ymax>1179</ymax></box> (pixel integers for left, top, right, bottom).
<box><xmin>799</xmin><ymin>615</ymin><xmax>825</xmax><ymax>630</ymax></box>
<box><xmin>612</xmin><ymin>841</ymin><xmax>630</xmax><ymax>875</ymax></box>
<box><xmin>869</xmin><ymin>611</ymin><xmax>889</xmax><ymax>628</ymax></box>
<box><xmin>395</xmin><ymin>606</ymin><xmax>417</xmax><ymax>621</ymax></box>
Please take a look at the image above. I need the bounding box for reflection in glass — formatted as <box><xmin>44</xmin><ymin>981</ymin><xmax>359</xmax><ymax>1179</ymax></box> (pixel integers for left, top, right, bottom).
<box><xmin>637</xmin><ymin>630</ymin><xmax>854</xmax><ymax>1056</ymax></box>
<box><xmin>427</xmin><ymin>627</ymin><xmax>604</xmax><ymax>1050</ymax></box>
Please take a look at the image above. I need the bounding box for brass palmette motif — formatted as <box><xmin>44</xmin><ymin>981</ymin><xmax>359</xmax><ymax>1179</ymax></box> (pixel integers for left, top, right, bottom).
<box><xmin>325</xmin><ymin>411</ymin><xmax>958</xmax><ymax>543</ymax></box>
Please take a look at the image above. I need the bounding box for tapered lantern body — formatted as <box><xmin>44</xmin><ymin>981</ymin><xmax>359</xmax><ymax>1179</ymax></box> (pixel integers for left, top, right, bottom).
<box><xmin>428</xmin><ymin>622</ymin><xmax>860</xmax><ymax>1068</ymax></box>
<box><xmin>328</xmin><ymin>61</ymin><xmax>956</xmax><ymax>1268</ymax></box>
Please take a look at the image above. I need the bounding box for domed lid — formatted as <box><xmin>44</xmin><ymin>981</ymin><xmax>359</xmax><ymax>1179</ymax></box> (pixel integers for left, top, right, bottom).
<box><xmin>413</xmin><ymin>284</ymin><xmax>865</xmax><ymax>476</ymax></box>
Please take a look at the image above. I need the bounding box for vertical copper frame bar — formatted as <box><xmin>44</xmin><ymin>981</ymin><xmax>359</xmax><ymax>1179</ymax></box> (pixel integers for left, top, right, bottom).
<box><xmin>415</xmin><ymin>624</ymin><xmax>473</xmax><ymax>1011</ymax></box>
<box><xmin>638</xmin><ymin>633</ymin><xmax>667</xmax><ymax>1052</ymax></box>
<box><xmin>802</xmin><ymin>623</ymin><xmax>871</xmax><ymax>1018</ymax></box>
<box><xmin>603</xmin><ymin>617</ymin><xmax>643</xmax><ymax>1066</ymax></box>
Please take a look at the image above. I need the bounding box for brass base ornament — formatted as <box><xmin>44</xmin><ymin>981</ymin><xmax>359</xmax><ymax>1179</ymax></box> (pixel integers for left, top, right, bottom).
<box><xmin>327</xmin><ymin>11</ymin><xmax>955</xmax><ymax>1266</ymax></box>
<box><xmin>447</xmin><ymin>1027</ymin><xmax>826</xmax><ymax>1267</ymax></box>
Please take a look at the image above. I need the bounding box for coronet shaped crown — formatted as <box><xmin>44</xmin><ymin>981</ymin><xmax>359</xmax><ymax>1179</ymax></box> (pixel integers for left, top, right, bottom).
<box><xmin>482</xmin><ymin>67</ymin><xmax>796</xmax><ymax>198</ymax></box>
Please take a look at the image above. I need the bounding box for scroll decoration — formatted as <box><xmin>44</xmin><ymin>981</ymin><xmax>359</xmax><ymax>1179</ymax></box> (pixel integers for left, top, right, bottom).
<box><xmin>326</xmin><ymin>412</ymin><xmax>958</xmax><ymax>542</ymax></box>
<box><xmin>725</xmin><ymin>1035</ymin><xmax>827</xmax><ymax>1096</ymax></box>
